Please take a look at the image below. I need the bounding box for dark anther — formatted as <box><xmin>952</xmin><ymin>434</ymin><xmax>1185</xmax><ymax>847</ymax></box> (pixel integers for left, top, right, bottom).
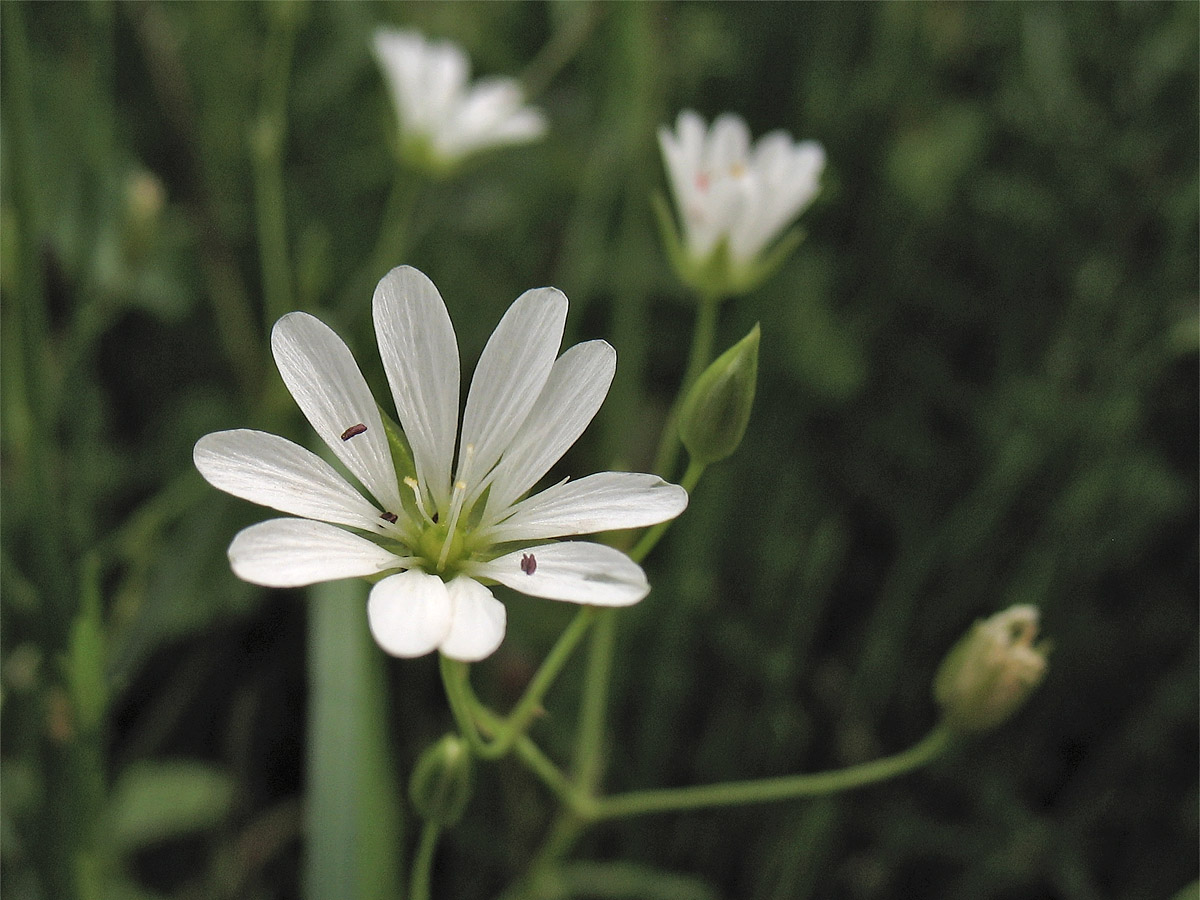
<box><xmin>380</xmin><ymin>511</ymin><xmax>398</xmax><ymax>524</ymax></box>
<box><xmin>520</xmin><ymin>553</ymin><xmax>537</xmax><ymax>575</ymax></box>
<box><xmin>340</xmin><ymin>423</ymin><xmax>368</xmax><ymax>441</ymax></box>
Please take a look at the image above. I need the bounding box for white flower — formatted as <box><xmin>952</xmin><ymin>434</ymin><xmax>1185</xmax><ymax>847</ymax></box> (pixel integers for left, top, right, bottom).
<box><xmin>194</xmin><ymin>267</ymin><xmax>687</xmax><ymax>662</ymax></box>
<box><xmin>373</xmin><ymin>28</ymin><xmax>547</xmax><ymax>172</ymax></box>
<box><xmin>657</xmin><ymin>111</ymin><xmax>825</xmax><ymax>289</ymax></box>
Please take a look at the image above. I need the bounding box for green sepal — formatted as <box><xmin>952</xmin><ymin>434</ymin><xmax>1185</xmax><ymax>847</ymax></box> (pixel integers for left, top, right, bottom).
<box><xmin>376</xmin><ymin>403</ymin><xmax>417</xmax><ymax>486</ymax></box>
<box><xmin>677</xmin><ymin>324</ymin><xmax>761</xmax><ymax>466</ymax></box>
<box><xmin>653</xmin><ymin>192</ymin><xmax>808</xmax><ymax>299</ymax></box>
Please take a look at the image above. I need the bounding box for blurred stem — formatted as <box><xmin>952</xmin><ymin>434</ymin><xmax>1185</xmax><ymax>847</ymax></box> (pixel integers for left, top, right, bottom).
<box><xmin>629</xmin><ymin>458</ymin><xmax>705</xmax><ymax>563</ymax></box>
<box><xmin>520</xmin><ymin>1</ymin><xmax>602</xmax><ymax>101</ymax></box>
<box><xmin>408</xmin><ymin>822</ymin><xmax>441</xmax><ymax>900</ymax></box>
<box><xmin>340</xmin><ymin>172</ymin><xmax>425</xmax><ymax>312</ymax></box>
<box><xmin>252</xmin><ymin>7</ymin><xmax>298</xmax><ymax>328</ymax></box>
<box><xmin>592</xmin><ymin>726</ymin><xmax>954</xmax><ymax>820</ymax></box>
<box><xmin>652</xmin><ymin>291</ymin><xmax>722</xmax><ymax>479</ymax></box>
<box><xmin>3</xmin><ymin>8</ymin><xmax>102</xmax><ymax>900</ymax></box>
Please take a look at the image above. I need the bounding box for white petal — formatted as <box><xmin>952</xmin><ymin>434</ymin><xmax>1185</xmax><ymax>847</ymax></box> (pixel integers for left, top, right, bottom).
<box><xmin>481</xmin><ymin>340</ymin><xmax>615</xmax><ymax>515</ymax></box>
<box><xmin>438</xmin><ymin>577</ymin><xmax>507</xmax><ymax>662</ymax></box>
<box><xmin>270</xmin><ymin>313</ymin><xmax>403</xmax><ymax>512</ymax></box>
<box><xmin>485</xmin><ymin>472</ymin><xmax>688</xmax><ymax>543</ymax></box>
<box><xmin>708</xmin><ymin>113</ymin><xmax>751</xmax><ymax>173</ymax></box>
<box><xmin>457</xmin><ymin>287</ymin><xmax>567</xmax><ymax>494</ymax></box>
<box><xmin>228</xmin><ymin>518</ymin><xmax>404</xmax><ymax>587</ymax></box>
<box><xmin>472</xmin><ymin>542</ymin><xmax>649</xmax><ymax>607</ymax></box>
<box><xmin>367</xmin><ymin>569</ymin><xmax>454</xmax><ymax>658</ymax></box>
<box><xmin>373</xmin><ymin>267</ymin><xmax>461</xmax><ymax>511</ymax></box>
<box><xmin>195</xmin><ymin>430</ymin><xmax>391</xmax><ymax>531</ymax></box>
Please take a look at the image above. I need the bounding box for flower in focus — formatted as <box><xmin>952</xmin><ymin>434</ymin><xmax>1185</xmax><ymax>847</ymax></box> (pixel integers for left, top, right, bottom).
<box><xmin>656</xmin><ymin>110</ymin><xmax>825</xmax><ymax>297</ymax></box>
<box><xmin>194</xmin><ymin>267</ymin><xmax>687</xmax><ymax>662</ymax></box>
<box><xmin>934</xmin><ymin>605</ymin><xmax>1049</xmax><ymax>733</ymax></box>
<box><xmin>372</xmin><ymin>28</ymin><xmax>547</xmax><ymax>174</ymax></box>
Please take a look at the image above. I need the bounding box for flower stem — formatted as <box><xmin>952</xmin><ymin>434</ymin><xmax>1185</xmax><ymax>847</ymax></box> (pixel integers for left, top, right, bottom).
<box><xmin>251</xmin><ymin>6</ymin><xmax>298</xmax><ymax>329</ymax></box>
<box><xmin>629</xmin><ymin>458</ymin><xmax>706</xmax><ymax>563</ymax></box>
<box><xmin>591</xmin><ymin>726</ymin><xmax>955</xmax><ymax>820</ymax></box>
<box><xmin>478</xmin><ymin>605</ymin><xmax>598</xmax><ymax>758</ymax></box>
<box><xmin>408</xmin><ymin>821</ymin><xmax>441</xmax><ymax>900</ymax></box>
<box><xmin>652</xmin><ymin>290</ymin><xmax>722</xmax><ymax>479</ymax></box>
<box><xmin>439</xmin><ymin>656</ymin><xmax>488</xmax><ymax>756</ymax></box>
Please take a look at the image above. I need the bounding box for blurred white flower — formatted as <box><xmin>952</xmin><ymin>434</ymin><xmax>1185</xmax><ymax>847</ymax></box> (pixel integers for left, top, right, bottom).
<box><xmin>373</xmin><ymin>28</ymin><xmax>547</xmax><ymax>173</ymax></box>
<box><xmin>657</xmin><ymin>110</ymin><xmax>825</xmax><ymax>296</ymax></box>
<box><xmin>195</xmin><ymin>267</ymin><xmax>687</xmax><ymax>662</ymax></box>
<box><xmin>934</xmin><ymin>605</ymin><xmax>1049</xmax><ymax>732</ymax></box>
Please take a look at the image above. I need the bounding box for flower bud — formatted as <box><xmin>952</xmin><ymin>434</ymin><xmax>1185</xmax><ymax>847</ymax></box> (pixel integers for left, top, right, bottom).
<box><xmin>934</xmin><ymin>605</ymin><xmax>1048</xmax><ymax>733</ymax></box>
<box><xmin>408</xmin><ymin>735</ymin><xmax>473</xmax><ymax>826</ymax></box>
<box><xmin>678</xmin><ymin>325</ymin><xmax>760</xmax><ymax>465</ymax></box>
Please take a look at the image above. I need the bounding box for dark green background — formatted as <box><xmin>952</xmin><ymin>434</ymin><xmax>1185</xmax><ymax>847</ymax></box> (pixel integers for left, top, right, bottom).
<box><xmin>3</xmin><ymin>2</ymin><xmax>1196</xmax><ymax>899</ymax></box>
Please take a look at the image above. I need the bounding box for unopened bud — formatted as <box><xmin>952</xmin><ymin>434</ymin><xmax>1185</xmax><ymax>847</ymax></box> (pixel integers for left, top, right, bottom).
<box><xmin>408</xmin><ymin>735</ymin><xmax>473</xmax><ymax>826</ymax></box>
<box><xmin>678</xmin><ymin>325</ymin><xmax>760</xmax><ymax>465</ymax></box>
<box><xmin>934</xmin><ymin>605</ymin><xmax>1048</xmax><ymax>733</ymax></box>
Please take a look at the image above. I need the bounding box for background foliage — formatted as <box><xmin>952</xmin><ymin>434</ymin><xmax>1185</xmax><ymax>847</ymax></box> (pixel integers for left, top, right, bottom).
<box><xmin>2</xmin><ymin>2</ymin><xmax>1196</xmax><ymax>899</ymax></box>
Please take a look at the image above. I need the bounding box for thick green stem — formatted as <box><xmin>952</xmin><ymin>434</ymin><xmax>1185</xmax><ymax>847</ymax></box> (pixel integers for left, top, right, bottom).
<box><xmin>591</xmin><ymin>726</ymin><xmax>955</xmax><ymax>820</ymax></box>
<box><xmin>408</xmin><ymin>822</ymin><xmax>441</xmax><ymax>900</ymax></box>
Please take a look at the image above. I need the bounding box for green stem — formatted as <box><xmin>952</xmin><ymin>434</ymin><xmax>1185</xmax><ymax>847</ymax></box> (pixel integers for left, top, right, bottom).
<box><xmin>591</xmin><ymin>727</ymin><xmax>955</xmax><ymax>821</ymax></box>
<box><xmin>478</xmin><ymin>605</ymin><xmax>598</xmax><ymax>758</ymax></box>
<box><xmin>652</xmin><ymin>291</ymin><xmax>722</xmax><ymax>479</ymax></box>
<box><xmin>339</xmin><ymin>173</ymin><xmax>424</xmax><ymax>312</ymax></box>
<box><xmin>572</xmin><ymin>607</ymin><xmax>617</xmax><ymax>794</ymax></box>
<box><xmin>629</xmin><ymin>458</ymin><xmax>706</xmax><ymax>563</ymax></box>
<box><xmin>252</xmin><ymin>9</ymin><xmax>298</xmax><ymax>328</ymax></box>
<box><xmin>408</xmin><ymin>821</ymin><xmax>441</xmax><ymax>900</ymax></box>
<box><xmin>439</xmin><ymin>656</ymin><xmax>488</xmax><ymax>756</ymax></box>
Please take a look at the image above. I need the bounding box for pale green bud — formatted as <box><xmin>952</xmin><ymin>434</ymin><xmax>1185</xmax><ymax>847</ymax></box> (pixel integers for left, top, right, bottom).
<box><xmin>408</xmin><ymin>735</ymin><xmax>473</xmax><ymax>826</ymax></box>
<box><xmin>934</xmin><ymin>605</ymin><xmax>1049</xmax><ymax>733</ymax></box>
<box><xmin>678</xmin><ymin>325</ymin><xmax>760</xmax><ymax>465</ymax></box>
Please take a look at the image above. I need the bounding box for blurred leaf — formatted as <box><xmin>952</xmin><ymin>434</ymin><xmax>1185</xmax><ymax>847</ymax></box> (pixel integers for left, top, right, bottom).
<box><xmin>543</xmin><ymin>861</ymin><xmax>720</xmax><ymax>900</ymax></box>
<box><xmin>304</xmin><ymin>579</ymin><xmax>403</xmax><ymax>900</ymax></box>
<box><xmin>107</xmin><ymin>760</ymin><xmax>234</xmax><ymax>854</ymax></box>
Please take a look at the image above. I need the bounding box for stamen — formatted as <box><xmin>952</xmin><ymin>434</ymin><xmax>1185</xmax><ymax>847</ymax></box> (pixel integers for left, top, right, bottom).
<box><xmin>437</xmin><ymin>479</ymin><xmax>469</xmax><ymax>571</ymax></box>
<box><xmin>340</xmin><ymin>423</ymin><xmax>367</xmax><ymax>441</ymax></box>
<box><xmin>380</xmin><ymin>511</ymin><xmax>398</xmax><ymax>524</ymax></box>
<box><xmin>404</xmin><ymin>476</ymin><xmax>433</xmax><ymax>524</ymax></box>
<box><xmin>520</xmin><ymin>553</ymin><xmax>537</xmax><ymax>575</ymax></box>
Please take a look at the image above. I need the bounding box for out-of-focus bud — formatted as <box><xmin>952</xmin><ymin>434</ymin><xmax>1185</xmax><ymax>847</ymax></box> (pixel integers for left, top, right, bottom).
<box><xmin>678</xmin><ymin>325</ymin><xmax>760</xmax><ymax>466</ymax></box>
<box><xmin>408</xmin><ymin>734</ymin><xmax>473</xmax><ymax>826</ymax></box>
<box><xmin>934</xmin><ymin>605</ymin><xmax>1048</xmax><ymax>733</ymax></box>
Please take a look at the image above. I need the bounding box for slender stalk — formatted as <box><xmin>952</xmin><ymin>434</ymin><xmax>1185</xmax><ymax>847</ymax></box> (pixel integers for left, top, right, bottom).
<box><xmin>629</xmin><ymin>459</ymin><xmax>706</xmax><ymax>563</ymax></box>
<box><xmin>408</xmin><ymin>822</ymin><xmax>441</xmax><ymax>900</ymax></box>
<box><xmin>476</xmin><ymin>605</ymin><xmax>598</xmax><ymax>758</ymax></box>
<box><xmin>439</xmin><ymin>656</ymin><xmax>489</xmax><ymax>756</ymax></box>
<box><xmin>591</xmin><ymin>727</ymin><xmax>954</xmax><ymax>820</ymax></box>
<box><xmin>652</xmin><ymin>291</ymin><xmax>722</xmax><ymax>479</ymax></box>
<box><xmin>252</xmin><ymin>8</ymin><xmax>298</xmax><ymax>328</ymax></box>
<box><xmin>339</xmin><ymin>173</ymin><xmax>424</xmax><ymax>312</ymax></box>
<box><xmin>572</xmin><ymin>608</ymin><xmax>617</xmax><ymax>794</ymax></box>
